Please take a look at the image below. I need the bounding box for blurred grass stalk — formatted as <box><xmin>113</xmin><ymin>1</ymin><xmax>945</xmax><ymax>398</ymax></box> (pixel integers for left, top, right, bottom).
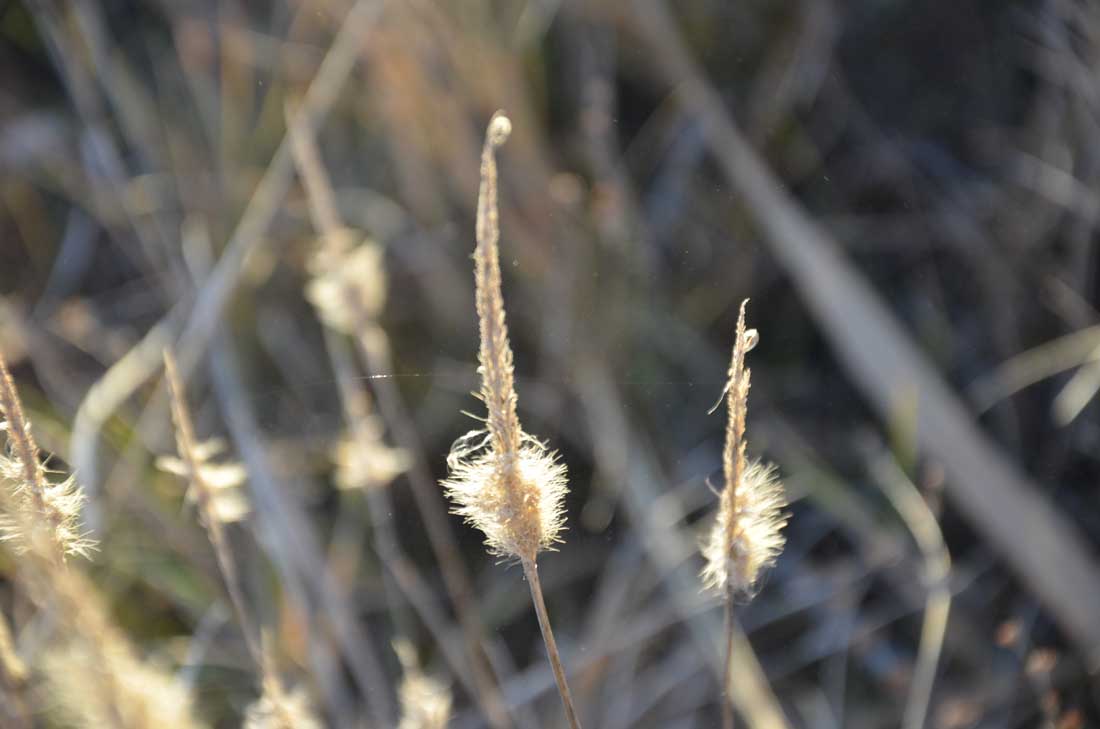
<box><xmin>287</xmin><ymin>100</ymin><xmax>510</xmax><ymax>728</ymax></box>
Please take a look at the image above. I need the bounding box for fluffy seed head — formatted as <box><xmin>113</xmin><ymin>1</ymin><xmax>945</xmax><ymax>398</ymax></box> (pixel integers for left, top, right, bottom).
<box><xmin>0</xmin><ymin>352</ymin><xmax>95</xmax><ymax>562</ymax></box>
<box><xmin>305</xmin><ymin>230</ymin><xmax>388</xmax><ymax>335</ymax></box>
<box><xmin>701</xmin><ymin>460</ymin><xmax>787</xmax><ymax>595</ymax></box>
<box><xmin>395</xmin><ymin>639</ymin><xmax>452</xmax><ymax>729</ymax></box>
<box><xmin>442</xmin><ymin>112</ymin><xmax>568</xmax><ymax>563</ymax></box>
<box><xmin>243</xmin><ymin>677</ymin><xmax>322</xmax><ymax>729</ymax></box>
<box><xmin>43</xmin><ymin>639</ymin><xmax>204</xmax><ymax>729</ymax></box>
<box><xmin>332</xmin><ymin>421</ymin><xmax>409</xmax><ymax>492</ymax></box>
<box><xmin>444</xmin><ymin>431</ymin><xmax>567</xmax><ymax>561</ymax></box>
<box><xmin>43</xmin><ymin>569</ymin><xmax>205</xmax><ymax>729</ymax></box>
<box><xmin>160</xmin><ymin>351</ymin><xmax>250</xmax><ymax>526</ymax></box>
<box><xmin>701</xmin><ymin>301</ymin><xmax>787</xmax><ymax>596</ymax></box>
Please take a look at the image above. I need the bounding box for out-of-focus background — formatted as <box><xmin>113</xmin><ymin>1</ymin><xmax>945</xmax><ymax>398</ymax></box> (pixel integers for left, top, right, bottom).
<box><xmin>1</xmin><ymin>0</ymin><xmax>1099</xmax><ymax>727</ymax></box>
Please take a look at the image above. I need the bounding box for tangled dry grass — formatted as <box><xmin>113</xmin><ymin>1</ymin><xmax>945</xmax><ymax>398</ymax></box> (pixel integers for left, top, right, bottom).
<box><xmin>2</xmin><ymin>1</ymin><xmax>1100</xmax><ymax>728</ymax></box>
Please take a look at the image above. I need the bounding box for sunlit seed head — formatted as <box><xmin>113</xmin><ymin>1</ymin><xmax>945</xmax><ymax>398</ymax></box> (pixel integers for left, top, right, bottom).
<box><xmin>701</xmin><ymin>460</ymin><xmax>788</xmax><ymax>596</ymax></box>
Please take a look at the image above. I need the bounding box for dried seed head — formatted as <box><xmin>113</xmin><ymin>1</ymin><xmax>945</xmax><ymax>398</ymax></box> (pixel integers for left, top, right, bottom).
<box><xmin>332</xmin><ymin>418</ymin><xmax>409</xmax><ymax>492</ymax></box>
<box><xmin>442</xmin><ymin>112</ymin><xmax>568</xmax><ymax>563</ymax></box>
<box><xmin>243</xmin><ymin>676</ymin><xmax>323</xmax><ymax>729</ymax></box>
<box><xmin>395</xmin><ymin>639</ymin><xmax>452</xmax><ymax>729</ymax></box>
<box><xmin>0</xmin><ymin>352</ymin><xmax>95</xmax><ymax>562</ymax></box>
<box><xmin>156</xmin><ymin>438</ymin><xmax>250</xmax><ymax>524</ymax></box>
<box><xmin>43</xmin><ymin>639</ymin><xmax>204</xmax><ymax>729</ymax></box>
<box><xmin>701</xmin><ymin>301</ymin><xmax>787</xmax><ymax>596</ymax></box>
<box><xmin>700</xmin><ymin>460</ymin><xmax>787</xmax><ymax>595</ymax></box>
<box><xmin>44</xmin><ymin>570</ymin><xmax>205</xmax><ymax>729</ymax></box>
<box><xmin>306</xmin><ymin>231</ymin><xmax>388</xmax><ymax>335</ymax></box>
<box><xmin>444</xmin><ymin>431</ymin><xmax>567</xmax><ymax>561</ymax></box>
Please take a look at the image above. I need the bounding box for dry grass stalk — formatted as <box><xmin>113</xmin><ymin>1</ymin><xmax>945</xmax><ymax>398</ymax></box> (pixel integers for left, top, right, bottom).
<box><xmin>0</xmin><ymin>351</ymin><xmax>205</xmax><ymax>729</ymax></box>
<box><xmin>243</xmin><ymin>640</ymin><xmax>323</xmax><ymax>729</ymax></box>
<box><xmin>43</xmin><ymin>572</ymin><xmax>206</xmax><ymax>729</ymax></box>
<box><xmin>289</xmin><ymin>100</ymin><xmax>514</xmax><ymax>729</ymax></box>
<box><xmin>163</xmin><ymin>349</ymin><xmax>260</xmax><ymax>662</ymax></box>
<box><xmin>442</xmin><ymin>112</ymin><xmax>580</xmax><ymax>729</ymax></box>
<box><xmin>700</xmin><ymin>301</ymin><xmax>787</xmax><ymax>729</ymax></box>
<box><xmin>156</xmin><ymin>437</ymin><xmax>250</xmax><ymax>524</ymax></box>
<box><xmin>395</xmin><ymin>639</ymin><xmax>452</xmax><ymax>729</ymax></box>
<box><xmin>164</xmin><ymin>351</ymin><xmax>322</xmax><ymax>728</ymax></box>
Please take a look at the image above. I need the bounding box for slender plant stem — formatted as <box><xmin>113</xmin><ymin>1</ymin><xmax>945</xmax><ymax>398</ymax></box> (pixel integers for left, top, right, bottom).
<box><xmin>521</xmin><ymin>558</ymin><xmax>582</xmax><ymax>729</ymax></box>
<box><xmin>722</xmin><ymin>593</ymin><xmax>736</xmax><ymax>729</ymax></box>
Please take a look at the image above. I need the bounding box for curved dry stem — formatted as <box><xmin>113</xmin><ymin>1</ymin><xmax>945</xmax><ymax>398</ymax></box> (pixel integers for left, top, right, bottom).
<box><xmin>522</xmin><ymin>558</ymin><xmax>582</xmax><ymax>729</ymax></box>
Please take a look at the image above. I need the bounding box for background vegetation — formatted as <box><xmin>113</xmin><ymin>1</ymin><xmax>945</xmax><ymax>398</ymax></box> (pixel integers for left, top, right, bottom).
<box><xmin>0</xmin><ymin>0</ymin><xmax>1098</xmax><ymax>727</ymax></box>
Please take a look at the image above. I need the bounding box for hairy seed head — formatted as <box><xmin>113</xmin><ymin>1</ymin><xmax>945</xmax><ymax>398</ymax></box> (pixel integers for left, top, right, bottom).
<box><xmin>0</xmin><ymin>352</ymin><xmax>95</xmax><ymax>562</ymax></box>
<box><xmin>395</xmin><ymin>639</ymin><xmax>452</xmax><ymax>729</ymax></box>
<box><xmin>701</xmin><ymin>301</ymin><xmax>787</xmax><ymax>596</ymax></box>
<box><xmin>442</xmin><ymin>112</ymin><xmax>568</xmax><ymax>563</ymax></box>
<box><xmin>44</xmin><ymin>569</ymin><xmax>205</xmax><ymax>729</ymax></box>
<box><xmin>243</xmin><ymin>676</ymin><xmax>322</xmax><ymax>729</ymax></box>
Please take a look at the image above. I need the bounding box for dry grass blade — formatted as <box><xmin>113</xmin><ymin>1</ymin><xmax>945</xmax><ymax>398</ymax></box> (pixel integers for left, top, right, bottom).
<box><xmin>442</xmin><ymin>111</ymin><xmax>580</xmax><ymax>729</ymax></box>
<box><xmin>863</xmin><ymin>444</ymin><xmax>951</xmax><ymax>729</ymax></box>
<box><xmin>165</xmin><ymin>350</ymin><xmax>323</xmax><ymax>728</ymax></box>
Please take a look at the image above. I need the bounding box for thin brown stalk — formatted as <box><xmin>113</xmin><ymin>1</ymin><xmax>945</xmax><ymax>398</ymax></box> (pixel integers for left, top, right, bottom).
<box><xmin>163</xmin><ymin>348</ymin><xmax>262</xmax><ymax>665</ymax></box>
<box><xmin>443</xmin><ymin>112</ymin><xmax>579</xmax><ymax>728</ymax></box>
<box><xmin>722</xmin><ymin>597</ymin><xmax>735</xmax><ymax>729</ymax></box>
<box><xmin>0</xmin><ymin>356</ymin><xmax>42</xmax><ymax>504</ymax></box>
<box><xmin>522</xmin><ymin>558</ymin><xmax>581</xmax><ymax>729</ymax></box>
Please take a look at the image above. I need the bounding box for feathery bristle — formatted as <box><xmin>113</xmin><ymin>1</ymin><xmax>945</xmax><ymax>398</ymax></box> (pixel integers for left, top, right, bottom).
<box><xmin>700</xmin><ymin>460</ymin><xmax>787</xmax><ymax>595</ymax></box>
<box><xmin>0</xmin><ymin>352</ymin><xmax>95</xmax><ymax>561</ymax></box>
<box><xmin>701</xmin><ymin>301</ymin><xmax>787</xmax><ymax>596</ymax></box>
<box><xmin>442</xmin><ymin>111</ymin><xmax>569</xmax><ymax>563</ymax></box>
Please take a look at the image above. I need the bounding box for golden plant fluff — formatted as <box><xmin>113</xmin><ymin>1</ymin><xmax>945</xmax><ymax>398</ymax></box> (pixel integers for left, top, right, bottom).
<box><xmin>701</xmin><ymin>300</ymin><xmax>787</xmax><ymax>596</ymax></box>
<box><xmin>441</xmin><ymin>112</ymin><xmax>568</xmax><ymax>563</ymax></box>
<box><xmin>0</xmin><ymin>352</ymin><xmax>95</xmax><ymax>561</ymax></box>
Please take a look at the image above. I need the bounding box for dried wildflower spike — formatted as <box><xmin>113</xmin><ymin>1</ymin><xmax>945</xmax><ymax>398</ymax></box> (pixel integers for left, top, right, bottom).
<box><xmin>163</xmin><ymin>349</ymin><xmax>262</xmax><ymax>667</ymax></box>
<box><xmin>444</xmin><ymin>112</ymin><xmax>581</xmax><ymax>729</ymax></box>
<box><xmin>442</xmin><ymin>111</ymin><xmax>568</xmax><ymax>563</ymax></box>
<box><xmin>701</xmin><ymin>301</ymin><xmax>786</xmax><ymax>729</ymax></box>
<box><xmin>159</xmin><ymin>352</ymin><xmax>250</xmax><ymax>524</ymax></box>
<box><xmin>0</xmin><ymin>351</ymin><xmax>94</xmax><ymax>561</ymax></box>
<box><xmin>701</xmin><ymin>300</ymin><xmax>786</xmax><ymax>596</ymax></box>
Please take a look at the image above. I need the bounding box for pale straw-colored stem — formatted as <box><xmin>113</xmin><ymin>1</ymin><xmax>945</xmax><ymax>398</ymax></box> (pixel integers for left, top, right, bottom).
<box><xmin>722</xmin><ymin>592</ymin><xmax>735</xmax><ymax>729</ymax></box>
<box><xmin>522</xmin><ymin>557</ymin><xmax>582</xmax><ymax>729</ymax></box>
<box><xmin>0</xmin><ymin>353</ymin><xmax>46</xmax><ymax>516</ymax></box>
<box><xmin>163</xmin><ymin>349</ymin><xmax>263</xmax><ymax>667</ymax></box>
